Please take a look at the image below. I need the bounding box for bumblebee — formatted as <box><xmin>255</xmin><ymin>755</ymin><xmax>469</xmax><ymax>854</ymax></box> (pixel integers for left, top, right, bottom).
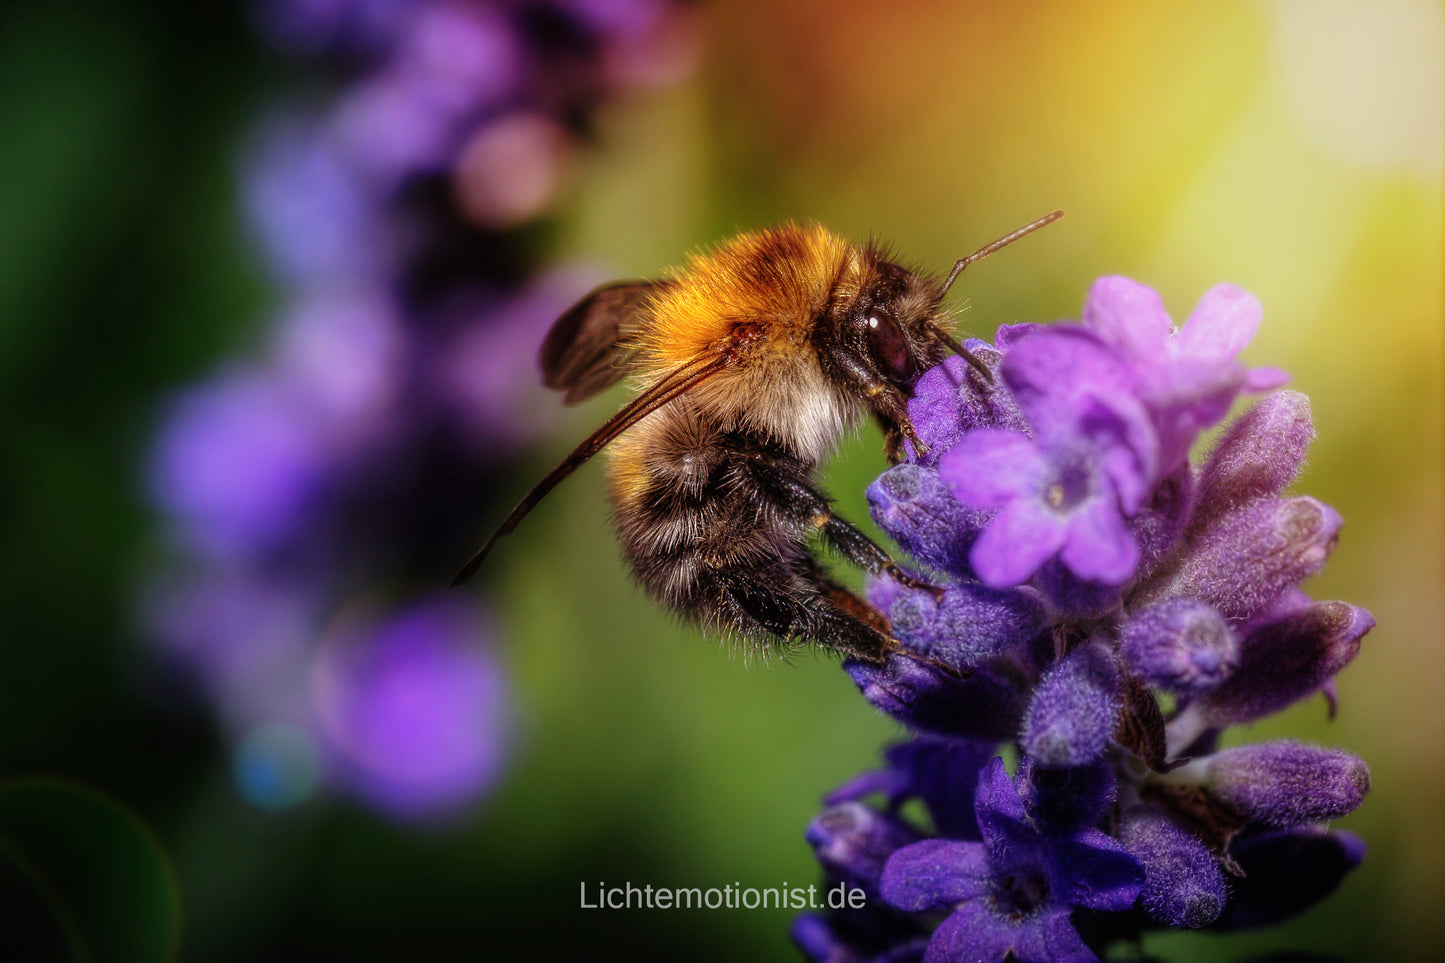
<box><xmin>454</xmin><ymin>212</ymin><xmax>1061</xmax><ymax>665</ymax></box>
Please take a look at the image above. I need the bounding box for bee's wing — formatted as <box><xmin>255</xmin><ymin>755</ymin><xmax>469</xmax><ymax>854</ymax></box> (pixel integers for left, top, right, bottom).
<box><xmin>451</xmin><ymin>350</ymin><xmax>731</xmax><ymax>586</ymax></box>
<box><xmin>540</xmin><ymin>279</ymin><xmax>675</xmax><ymax>405</ymax></box>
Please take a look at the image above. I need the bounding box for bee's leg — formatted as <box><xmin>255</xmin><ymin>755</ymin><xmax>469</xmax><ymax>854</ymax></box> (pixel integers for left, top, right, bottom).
<box><xmin>824</xmin><ymin>347</ymin><xmax>928</xmax><ymax>463</ymax></box>
<box><xmin>881</xmin><ymin>423</ymin><xmax>908</xmax><ymax>465</ymax></box>
<box><xmin>818</xmin><ymin>513</ymin><xmax>944</xmax><ymax>599</ymax></box>
<box><xmin>711</xmin><ymin>568</ymin><xmax>900</xmax><ymax>665</ymax></box>
<box><xmin>818</xmin><ymin>579</ymin><xmax>967</xmax><ymax>678</ymax></box>
<box><xmin>869</xmin><ymin>393</ymin><xmax>928</xmax><ymax>462</ymax></box>
<box><xmin>741</xmin><ymin>452</ymin><xmax>944</xmax><ymax>598</ymax></box>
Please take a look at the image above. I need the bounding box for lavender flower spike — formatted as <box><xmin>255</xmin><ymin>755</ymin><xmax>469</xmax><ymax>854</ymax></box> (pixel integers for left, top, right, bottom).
<box><xmin>799</xmin><ymin>277</ymin><xmax>1370</xmax><ymax>959</ymax></box>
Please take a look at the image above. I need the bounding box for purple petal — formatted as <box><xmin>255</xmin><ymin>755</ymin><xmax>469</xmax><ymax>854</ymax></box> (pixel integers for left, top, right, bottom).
<box><xmin>1197</xmin><ymin>601</ymin><xmax>1372</xmax><ymax>726</ymax></box>
<box><xmin>1244</xmin><ymin>365</ymin><xmax>1291</xmax><ymax>391</ymax></box>
<box><xmin>845</xmin><ymin>656</ymin><xmax>1027</xmax><ymax>741</ymax></box>
<box><xmin>1061</xmin><ymin>496</ymin><xmax>1140</xmax><ymax>585</ymax></box>
<box><xmin>1081</xmin><ymin>275</ymin><xmax>1173</xmax><ymax>362</ymax></box>
<box><xmin>939</xmin><ymin>429</ymin><xmax>1042</xmax><ymax>509</ymax></box>
<box><xmin>824</xmin><ymin>767</ymin><xmax>910</xmax><ymax>807</ymax></box>
<box><xmin>868</xmin><ymin>464</ymin><xmax>989</xmax><ymax>579</ymax></box>
<box><xmin>1050</xmin><ymin>828</ymin><xmax>1146</xmax><ymax>912</ymax></box>
<box><xmin>908</xmin><ymin>351</ymin><xmax>1031</xmax><ymax>465</ymax></box>
<box><xmin>1023</xmin><ymin>758</ymin><xmax>1117</xmax><ymax>830</ymax></box>
<box><xmin>883</xmin><ymin>737</ymin><xmax>996</xmax><ymax>840</ymax></box>
<box><xmin>925</xmin><ymin>901</ymin><xmax>1096</xmax><ymax>963</ymax></box>
<box><xmin>1085</xmin><ymin>399</ymin><xmax>1157</xmax><ymax>515</ymax></box>
<box><xmin>1126</xmin><ymin>461</ymin><xmax>1194</xmax><ymax>582</ymax></box>
<box><xmin>1192</xmin><ymin>390</ymin><xmax>1314</xmax><ymax>525</ymax></box>
<box><xmin>885</xmin><ymin>582</ymin><xmax>1046</xmax><ymax>672</ymax></box>
<box><xmin>1002</xmin><ymin>327</ymin><xmax>1139</xmax><ymax>440</ymax></box>
<box><xmin>1119</xmin><ymin>597</ymin><xmax>1239</xmax><ymax>697</ymax></box>
<box><xmin>880</xmin><ymin>839</ymin><xmax>991</xmax><ymax>911</ymax></box>
<box><xmin>1169</xmin><ymin>496</ymin><xmax>1342</xmax><ymax>621</ymax></box>
<box><xmin>1174</xmin><ymin>283</ymin><xmax>1261</xmax><ymax>361</ymax></box>
<box><xmin>973</xmin><ymin>756</ymin><xmax>1030</xmax><ymax>845</ymax></box>
<box><xmin>807</xmin><ymin>802</ymin><xmax>921</xmax><ymax>890</ymax></box>
<box><xmin>1214</xmin><ymin>828</ymin><xmax>1365</xmax><ymax>930</ymax></box>
<box><xmin>970</xmin><ymin>500</ymin><xmax>1068</xmax><ymax>588</ymax></box>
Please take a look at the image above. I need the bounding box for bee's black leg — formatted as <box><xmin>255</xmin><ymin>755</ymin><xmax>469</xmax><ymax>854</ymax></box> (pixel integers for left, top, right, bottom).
<box><xmin>823</xmin><ymin>346</ymin><xmax>928</xmax><ymax>462</ymax></box>
<box><xmin>740</xmin><ymin>454</ymin><xmax>944</xmax><ymax>598</ymax></box>
<box><xmin>710</xmin><ymin>567</ymin><xmax>899</xmax><ymax>665</ymax></box>
<box><xmin>882</xmin><ymin>424</ymin><xmax>908</xmax><ymax>465</ymax></box>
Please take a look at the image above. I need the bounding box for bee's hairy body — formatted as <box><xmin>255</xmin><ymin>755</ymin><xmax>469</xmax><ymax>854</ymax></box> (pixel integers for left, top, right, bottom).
<box><xmin>452</xmin><ymin>214</ymin><xmax>1064</xmax><ymax>665</ymax></box>
<box><xmin>606</xmin><ymin>224</ymin><xmax>948</xmax><ymax>661</ymax></box>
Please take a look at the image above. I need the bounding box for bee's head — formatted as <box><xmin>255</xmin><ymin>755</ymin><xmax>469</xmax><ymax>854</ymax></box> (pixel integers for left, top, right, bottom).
<box><xmin>819</xmin><ymin>254</ymin><xmax>961</xmax><ymax>394</ymax></box>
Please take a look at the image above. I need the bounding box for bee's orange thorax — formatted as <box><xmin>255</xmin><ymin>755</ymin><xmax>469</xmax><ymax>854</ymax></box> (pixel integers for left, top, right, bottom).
<box><xmin>632</xmin><ymin>223</ymin><xmax>854</xmax><ymax>381</ymax></box>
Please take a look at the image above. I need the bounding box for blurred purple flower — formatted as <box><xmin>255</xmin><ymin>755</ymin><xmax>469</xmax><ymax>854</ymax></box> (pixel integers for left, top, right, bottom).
<box><xmin>142</xmin><ymin>0</ymin><xmax>700</xmax><ymax>820</ymax></box>
<box><xmin>244</xmin><ymin>115</ymin><xmax>389</xmax><ymax>287</ymax></box>
<box><xmin>313</xmin><ymin>597</ymin><xmax>510</xmax><ymax>820</ymax></box>
<box><xmin>149</xmin><ymin>370</ymin><xmax>327</xmax><ymax>559</ymax></box>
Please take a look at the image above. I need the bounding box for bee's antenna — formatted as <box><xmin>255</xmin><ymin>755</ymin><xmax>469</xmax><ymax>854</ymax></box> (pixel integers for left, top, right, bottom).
<box><xmin>939</xmin><ymin>210</ymin><xmax>1064</xmax><ymax>300</ymax></box>
<box><xmin>926</xmin><ymin>320</ymin><xmax>993</xmax><ymax>383</ymax></box>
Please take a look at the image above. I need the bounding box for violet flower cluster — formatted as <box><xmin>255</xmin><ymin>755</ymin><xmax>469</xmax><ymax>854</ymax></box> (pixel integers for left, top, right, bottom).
<box><xmin>143</xmin><ymin>0</ymin><xmax>696</xmax><ymax>820</ymax></box>
<box><xmin>795</xmin><ymin>278</ymin><xmax>1371</xmax><ymax>962</ymax></box>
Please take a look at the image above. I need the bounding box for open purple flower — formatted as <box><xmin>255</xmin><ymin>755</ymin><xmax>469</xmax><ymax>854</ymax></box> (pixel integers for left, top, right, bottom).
<box><xmin>880</xmin><ymin>759</ymin><xmax>1143</xmax><ymax>963</ymax></box>
<box><xmin>940</xmin><ymin>327</ymin><xmax>1157</xmax><ymax>589</ymax></box>
<box><xmin>1081</xmin><ymin>277</ymin><xmax>1289</xmax><ymax>474</ymax></box>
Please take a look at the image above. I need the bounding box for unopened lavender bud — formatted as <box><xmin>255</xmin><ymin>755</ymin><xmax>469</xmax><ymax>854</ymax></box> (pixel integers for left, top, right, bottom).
<box><xmin>1197</xmin><ymin>601</ymin><xmax>1372</xmax><ymax>725</ymax></box>
<box><xmin>1120</xmin><ymin>806</ymin><xmax>1226</xmax><ymax>928</ymax></box>
<box><xmin>1169</xmin><ymin>496</ymin><xmax>1341</xmax><ymax>620</ymax></box>
<box><xmin>868</xmin><ymin>464</ymin><xmax>989</xmax><ymax>578</ymax></box>
<box><xmin>1034</xmin><ymin>559</ymin><xmax>1123</xmax><ymax>619</ymax></box>
<box><xmin>1193</xmin><ymin>390</ymin><xmax>1314</xmax><ymax>528</ymax></box>
<box><xmin>906</xmin><ymin>348</ymin><xmax>1028</xmax><ymax>464</ymax></box>
<box><xmin>1198</xmin><ymin>741</ymin><xmax>1369</xmax><ymax>827</ymax></box>
<box><xmin>1023</xmin><ymin>642</ymin><xmax>1121</xmax><ymax>767</ymax></box>
<box><xmin>884</xmin><ymin>582</ymin><xmax>1046</xmax><ymax>672</ymax></box>
<box><xmin>1128</xmin><ymin>462</ymin><xmax>1194</xmax><ymax>581</ymax></box>
<box><xmin>846</xmin><ymin>656</ymin><xmax>1026</xmax><ymax>741</ymax></box>
<box><xmin>1120</xmin><ymin>598</ymin><xmax>1238</xmax><ymax>697</ymax></box>
<box><xmin>806</xmin><ymin>801</ymin><xmax>919</xmax><ymax>891</ymax></box>
<box><xmin>1214</xmin><ymin>828</ymin><xmax>1366</xmax><ymax>930</ymax></box>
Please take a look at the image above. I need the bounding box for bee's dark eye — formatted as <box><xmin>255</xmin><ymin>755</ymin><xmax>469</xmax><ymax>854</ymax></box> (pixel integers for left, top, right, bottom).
<box><xmin>867</xmin><ymin>311</ymin><xmax>915</xmax><ymax>384</ymax></box>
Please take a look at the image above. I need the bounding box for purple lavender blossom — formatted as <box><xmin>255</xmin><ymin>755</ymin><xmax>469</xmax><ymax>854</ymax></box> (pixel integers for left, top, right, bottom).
<box><xmin>940</xmin><ymin>329</ymin><xmax>1155</xmax><ymax>588</ymax></box>
<box><xmin>142</xmin><ymin>0</ymin><xmax>698</xmax><ymax>819</ymax></box>
<box><xmin>1080</xmin><ymin>277</ymin><xmax>1289</xmax><ymax>475</ymax></box>
<box><xmin>879</xmin><ymin>759</ymin><xmax>1143</xmax><ymax>963</ymax></box>
<box><xmin>804</xmin><ymin>278</ymin><xmax>1371</xmax><ymax>959</ymax></box>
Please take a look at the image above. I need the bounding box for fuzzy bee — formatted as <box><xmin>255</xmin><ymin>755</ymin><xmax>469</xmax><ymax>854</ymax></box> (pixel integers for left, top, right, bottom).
<box><xmin>454</xmin><ymin>212</ymin><xmax>1062</xmax><ymax>665</ymax></box>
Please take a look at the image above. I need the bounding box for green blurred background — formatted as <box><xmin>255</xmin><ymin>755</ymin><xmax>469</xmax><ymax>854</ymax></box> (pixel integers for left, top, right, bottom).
<box><xmin>1</xmin><ymin>0</ymin><xmax>1440</xmax><ymax>960</ymax></box>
